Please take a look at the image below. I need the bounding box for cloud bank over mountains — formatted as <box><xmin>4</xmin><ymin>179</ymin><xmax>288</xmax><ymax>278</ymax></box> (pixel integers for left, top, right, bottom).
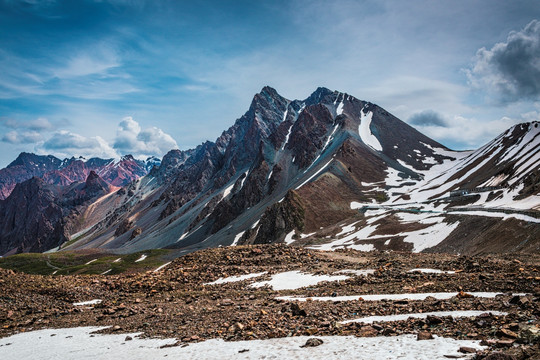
<box><xmin>28</xmin><ymin>117</ymin><xmax>178</xmax><ymax>160</ymax></box>
<box><xmin>113</xmin><ymin>117</ymin><xmax>179</xmax><ymax>158</ymax></box>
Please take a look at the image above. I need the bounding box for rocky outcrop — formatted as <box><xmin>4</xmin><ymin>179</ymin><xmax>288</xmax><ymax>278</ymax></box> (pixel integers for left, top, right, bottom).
<box><xmin>0</xmin><ymin>177</ymin><xmax>66</xmax><ymax>255</ymax></box>
<box><xmin>0</xmin><ymin>172</ymin><xmax>114</xmax><ymax>255</ymax></box>
<box><xmin>0</xmin><ymin>153</ymin><xmax>62</xmax><ymax>200</ymax></box>
<box><xmin>251</xmin><ymin>191</ymin><xmax>305</xmax><ymax>244</ymax></box>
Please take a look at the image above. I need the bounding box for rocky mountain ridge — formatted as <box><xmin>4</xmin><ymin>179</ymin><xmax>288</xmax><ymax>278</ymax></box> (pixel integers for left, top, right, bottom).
<box><xmin>0</xmin><ymin>153</ymin><xmax>159</xmax><ymax>200</ymax></box>
<box><xmin>1</xmin><ymin>86</ymin><xmax>539</xmax><ymax>256</ymax></box>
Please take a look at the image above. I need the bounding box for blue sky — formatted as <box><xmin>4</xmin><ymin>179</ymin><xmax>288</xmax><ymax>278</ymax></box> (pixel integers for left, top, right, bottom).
<box><xmin>1</xmin><ymin>0</ymin><xmax>540</xmax><ymax>167</ymax></box>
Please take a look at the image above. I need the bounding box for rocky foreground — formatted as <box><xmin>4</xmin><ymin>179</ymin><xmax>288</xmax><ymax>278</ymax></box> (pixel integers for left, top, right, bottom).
<box><xmin>0</xmin><ymin>245</ymin><xmax>539</xmax><ymax>359</ymax></box>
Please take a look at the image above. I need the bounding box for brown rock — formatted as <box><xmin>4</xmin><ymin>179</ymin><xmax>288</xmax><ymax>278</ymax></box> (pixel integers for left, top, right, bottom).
<box><xmin>497</xmin><ymin>328</ymin><xmax>518</xmax><ymax>339</ymax></box>
<box><xmin>290</xmin><ymin>303</ymin><xmax>307</xmax><ymax>317</ymax></box>
<box><xmin>456</xmin><ymin>291</ymin><xmax>474</xmax><ymax>298</ymax></box>
<box><xmin>426</xmin><ymin>315</ymin><xmax>443</xmax><ymax>325</ymax></box>
<box><xmin>458</xmin><ymin>346</ymin><xmax>477</xmax><ymax>354</ymax></box>
<box><xmin>220</xmin><ymin>299</ymin><xmax>234</xmax><ymax>306</ymax></box>
<box><xmin>301</xmin><ymin>338</ymin><xmax>323</xmax><ymax>347</ymax></box>
<box><xmin>519</xmin><ymin>325</ymin><xmax>540</xmax><ymax>343</ymax></box>
<box><xmin>417</xmin><ymin>331</ymin><xmax>433</xmax><ymax>340</ymax></box>
<box><xmin>356</xmin><ymin>326</ymin><xmax>378</xmax><ymax>337</ymax></box>
<box><xmin>483</xmin><ymin>353</ymin><xmax>517</xmax><ymax>360</ymax></box>
<box><xmin>495</xmin><ymin>339</ymin><xmax>515</xmax><ymax>348</ymax></box>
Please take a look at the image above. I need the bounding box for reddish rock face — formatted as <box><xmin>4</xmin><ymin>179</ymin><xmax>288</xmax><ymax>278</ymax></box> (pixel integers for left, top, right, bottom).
<box><xmin>0</xmin><ymin>154</ymin><xmax>155</xmax><ymax>200</ymax></box>
<box><xmin>0</xmin><ymin>170</ymin><xmax>116</xmax><ymax>255</ymax></box>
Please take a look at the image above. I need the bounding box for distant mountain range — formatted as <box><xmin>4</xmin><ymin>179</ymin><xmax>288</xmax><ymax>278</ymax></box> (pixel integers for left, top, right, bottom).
<box><xmin>0</xmin><ymin>153</ymin><xmax>160</xmax><ymax>200</ymax></box>
<box><xmin>0</xmin><ymin>87</ymin><xmax>539</xmax><ymax>256</ymax></box>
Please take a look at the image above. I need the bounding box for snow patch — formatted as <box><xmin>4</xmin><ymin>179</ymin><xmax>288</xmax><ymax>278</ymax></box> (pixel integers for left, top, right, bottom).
<box><xmin>335</xmin><ymin>269</ymin><xmax>375</xmax><ymax>276</ymax></box>
<box><xmin>250</xmin><ymin>270</ymin><xmax>350</xmax><ymax>291</ymax></box>
<box><xmin>295</xmin><ymin>158</ymin><xmax>333</xmax><ymax>190</ymax></box>
<box><xmin>277</xmin><ymin>292</ymin><xmax>525</xmax><ymax>302</ymax></box>
<box><xmin>359</xmin><ymin>110</ymin><xmax>382</xmax><ymax>151</ymax></box>
<box><xmin>408</xmin><ymin>268</ymin><xmax>455</xmax><ymax>274</ymax></box>
<box><xmin>205</xmin><ymin>272</ymin><xmax>267</xmax><ymax>285</ymax></box>
<box><xmin>231</xmin><ymin>231</ymin><xmax>246</xmax><ymax>246</ymax></box>
<box><xmin>134</xmin><ymin>254</ymin><xmax>147</xmax><ymax>263</ymax></box>
<box><xmin>153</xmin><ymin>262</ymin><xmax>171</xmax><ymax>272</ymax></box>
<box><xmin>336</xmin><ymin>222</ymin><xmax>358</xmax><ymax>236</ymax></box>
<box><xmin>401</xmin><ymin>220</ymin><xmax>460</xmax><ymax>252</ymax></box>
<box><xmin>284</xmin><ymin>230</ymin><xmax>296</xmax><ymax>245</ymax></box>
<box><xmin>336</xmin><ymin>101</ymin><xmax>344</xmax><ymax>115</ymax></box>
<box><xmin>73</xmin><ymin>299</ymin><xmax>102</xmax><ymax>306</ymax></box>
<box><xmin>451</xmin><ymin>210</ymin><xmax>540</xmax><ymax>223</ymax></box>
<box><xmin>342</xmin><ymin>310</ymin><xmax>507</xmax><ymax>324</ymax></box>
<box><xmin>222</xmin><ymin>183</ymin><xmax>235</xmax><ymax>199</ymax></box>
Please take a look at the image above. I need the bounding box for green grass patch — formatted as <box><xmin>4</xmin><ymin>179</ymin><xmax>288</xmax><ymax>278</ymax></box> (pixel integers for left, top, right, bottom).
<box><xmin>0</xmin><ymin>249</ymin><xmax>172</xmax><ymax>276</ymax></box>
<box><xmin>60</xmin><ymin>232</ymin><xmax>89</xmax><ymax>249</ymax></box>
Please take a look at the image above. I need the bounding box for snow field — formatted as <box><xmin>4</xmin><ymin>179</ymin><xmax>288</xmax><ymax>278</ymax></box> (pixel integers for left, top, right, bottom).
<box><xmin>0</xmin><ymin>327</ymin><xmax>486</xmax><ymax>360</ymax></box>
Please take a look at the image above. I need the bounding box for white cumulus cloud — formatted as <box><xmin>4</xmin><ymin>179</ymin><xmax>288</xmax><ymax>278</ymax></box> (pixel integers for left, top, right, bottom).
<box><xmin>113</xmin><ymin>117</ymin><xmax>178</xmax><ymax>158</ymax></box>
<box><xmin>1</xmin><ymin>130</ymin><xmax>43</xmax><ymax>144</ymax></box>
<box><xmin>38</xmin><ymin>130</ymin><xmax>118</xmax><ymax>159</ymax></box>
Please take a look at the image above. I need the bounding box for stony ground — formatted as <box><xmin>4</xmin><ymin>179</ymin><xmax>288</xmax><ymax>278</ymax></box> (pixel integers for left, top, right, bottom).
<box><xmin>0</xmin><ymin>245</ymin><xmax>539</xmax><ymax>359</ymax></box>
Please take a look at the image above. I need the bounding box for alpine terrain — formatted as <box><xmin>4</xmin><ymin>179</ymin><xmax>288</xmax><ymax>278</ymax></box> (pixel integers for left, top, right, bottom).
<box><xmin>0</xmin><ymin>86</ymin><xmax>539</xmax><ymax>257</ymax></box>
<box><xmin>1</xmin><ymin>87</ymin><xmax>539</xmax><ymax>360</ymax></box>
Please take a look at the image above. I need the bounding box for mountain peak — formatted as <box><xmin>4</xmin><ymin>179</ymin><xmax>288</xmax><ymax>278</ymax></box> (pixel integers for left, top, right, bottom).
<box><xmin>259</xmin><ymin>86</ymin><xmax>279</xmax><ymax>97</ymax></box>
<box><xmin>7</xmin><ymin>152</ymin><xmax>59</xmax><ymax>168</ymax></box>
<box><xmin>85</xmin><ymin>170</ymin><xmax>100</xmax><ymax>183</ymax></box>
<box><xmin>304</xmin><ymin>87</ymin><xmax>335</xmax><ymax>106</ymax></box>
<box><xmin>84</xmin><ymin>170</ymin><xmax>110</xmax><ymax>194</ymax></box>
<box><xmin>120</xmin><ymin>154</ymin><xmax>135</xmax><ymax>162</ymax></box>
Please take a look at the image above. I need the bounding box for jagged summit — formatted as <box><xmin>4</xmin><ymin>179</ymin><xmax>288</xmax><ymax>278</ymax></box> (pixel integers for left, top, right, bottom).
<box><xmin>303</xmin><ymin>86</ymin><xmax>335</xmax><ymax>106</ymax></box>
<box><xmin>7</xmin><ymin>152</ymin><xmax>61</xmax><ymax>169</ymax></box>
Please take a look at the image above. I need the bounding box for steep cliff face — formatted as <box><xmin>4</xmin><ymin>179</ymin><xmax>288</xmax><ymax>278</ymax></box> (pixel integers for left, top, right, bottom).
<box><xmin>0</xmin><ymin>177</ymin><xmax>66</xmax><ymax>255</ymax></box>
<box><xmin>0</xmin><ymin>171</ymin><xmax>113</xmax><ymax>255</ymax></box>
